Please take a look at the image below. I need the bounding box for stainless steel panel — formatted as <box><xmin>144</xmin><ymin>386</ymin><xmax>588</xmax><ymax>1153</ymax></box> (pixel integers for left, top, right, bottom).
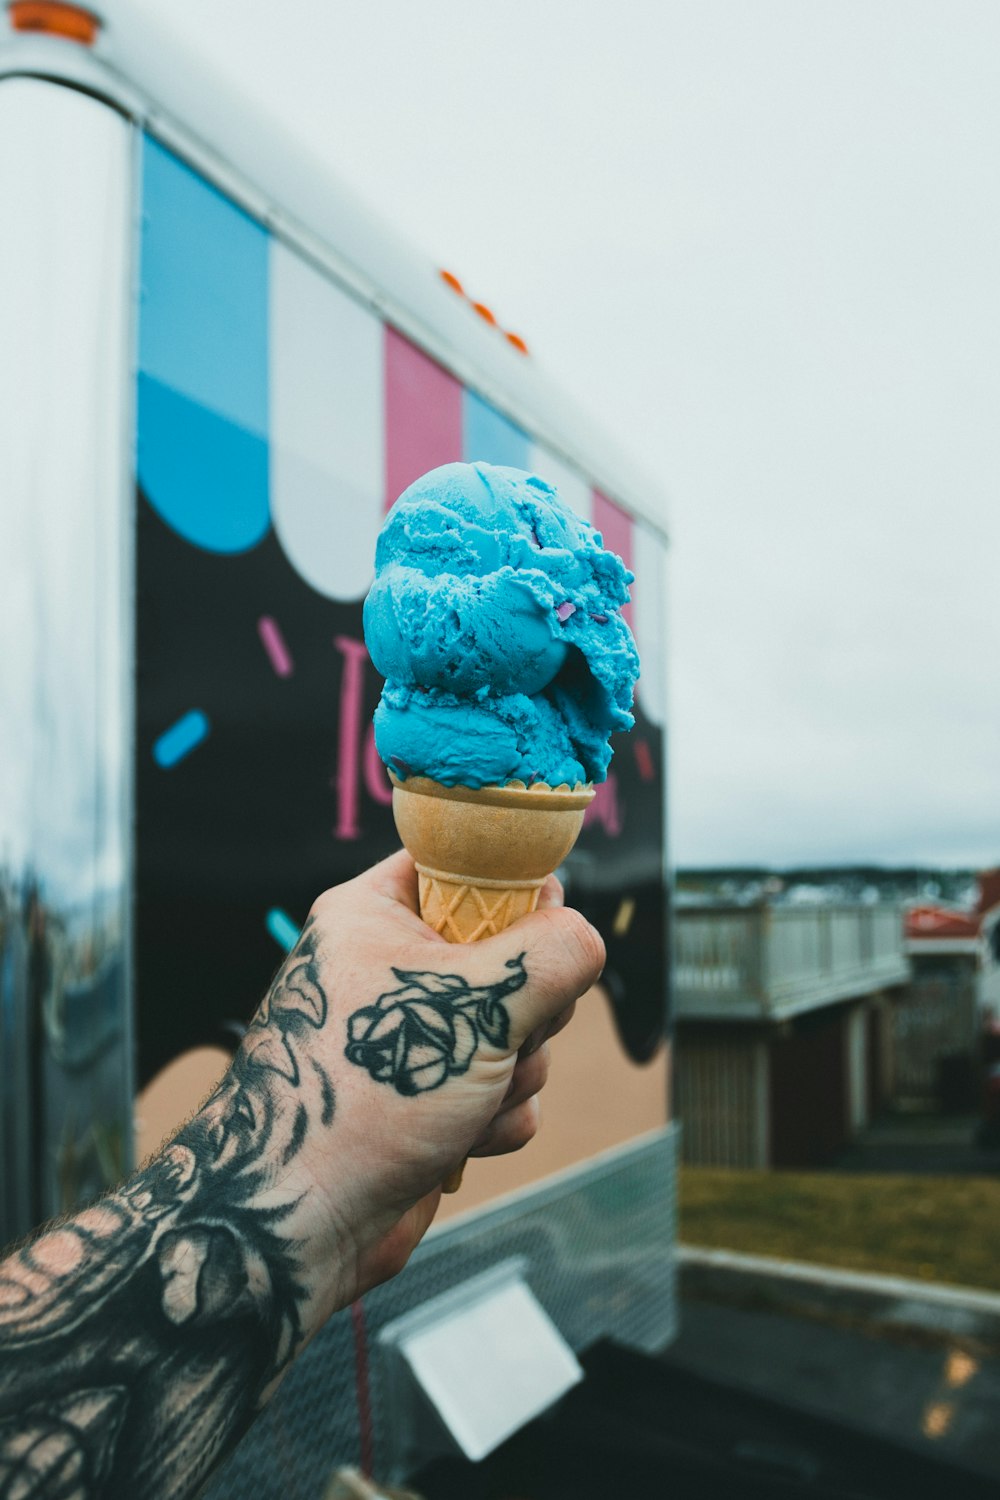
<box><xmin>0</xmin><ymin>78</ymin><xmax>134</xmax><ymax>1242</ymax></box>
<box><xmin>205</xmin><ymin>1126</ymin><xmax>679</xmax><ymax>1496</ymax></box>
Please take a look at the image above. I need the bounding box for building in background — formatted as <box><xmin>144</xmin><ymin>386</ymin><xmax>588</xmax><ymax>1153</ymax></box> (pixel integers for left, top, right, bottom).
<box><xmin>673</xmin><ymin>869</ymin><xmax>1000</xmax><ymax>1163</ymax></box>
<box><xmin>976</xmin><ymin>870</ymin><xmax>1000</xmax><ymax>1022</ymax></box>
<box><xmin>898</xmin><ymin>903</ymin><xmax>980</xmax><ymax>1110</ymax></box>
<box><xmin>896</xmin><ymin>869</ymin><xmax>1000</xmax><ymax>1112</ymax></box>
<box><xmin>673</xmin><ymin>901</ymin><xmax>910</xmax><ymax>1167</ymax></box>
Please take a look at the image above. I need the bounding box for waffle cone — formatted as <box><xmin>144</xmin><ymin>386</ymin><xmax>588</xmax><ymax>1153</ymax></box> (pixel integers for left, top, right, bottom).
<box><xmin>389</xmin><ymin>774</ymin><xmax>594</xmax><ymax>943</ymax></box>
<box><xmin>390</xmin><ymin>773</ymin><xmax>593</xmax><ymax>1190</ymax></box>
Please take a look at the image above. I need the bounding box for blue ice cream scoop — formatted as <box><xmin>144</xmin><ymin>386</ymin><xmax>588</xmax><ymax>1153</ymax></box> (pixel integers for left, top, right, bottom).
<box><xmin>364</xmin><ymin>462</ymin><xmax>639</xmax><ymax>788</ymax></box>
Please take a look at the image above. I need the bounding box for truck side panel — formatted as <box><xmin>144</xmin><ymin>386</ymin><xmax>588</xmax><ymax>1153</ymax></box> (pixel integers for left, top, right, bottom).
<box><xmin>0</xmin><ymin>78</ymin><xmax>134</xmax><ymax>1241</ymax></box>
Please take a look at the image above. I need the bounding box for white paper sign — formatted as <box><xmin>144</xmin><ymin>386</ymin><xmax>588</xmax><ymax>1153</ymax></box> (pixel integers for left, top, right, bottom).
<box><xmin>385</xmin><ymin>1267</ymin><xmax>582</xmax><ymax>1463</ymax></box>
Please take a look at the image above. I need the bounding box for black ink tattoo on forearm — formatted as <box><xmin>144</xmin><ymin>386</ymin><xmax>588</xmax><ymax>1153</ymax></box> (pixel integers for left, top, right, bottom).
<box><xmin>345</xmin><ymin>953</ymin><xmax>528</xmax><ymax>1094</ymax></box>
<box><xmin>0</xmin><ymin>919</ymin><xmax>332</xmax><ymax>1500</ymax></box>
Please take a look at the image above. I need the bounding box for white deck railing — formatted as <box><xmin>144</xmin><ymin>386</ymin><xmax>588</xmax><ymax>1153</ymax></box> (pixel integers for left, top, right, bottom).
<box><xmin>674</xmin><ymin>903</ymin><xmax>910</xmax><ymax>1020</ymax></box>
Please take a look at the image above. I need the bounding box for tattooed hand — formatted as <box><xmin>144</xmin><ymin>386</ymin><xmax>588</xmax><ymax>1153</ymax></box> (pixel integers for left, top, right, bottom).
<box><xmin>0</xmin><ymin>853</ymin><xmax>603</xmax><ymax>1500</ymax></box>
<box><xmin>297</xmin><ymin>852</ymin><xmax>605</xmax><ymax>1305</ymax></box>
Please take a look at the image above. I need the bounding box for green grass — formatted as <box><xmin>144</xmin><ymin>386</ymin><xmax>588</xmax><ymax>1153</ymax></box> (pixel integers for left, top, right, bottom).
<box><xmin>680</xmin><ymin>1167</ymin><xmax>1000</xmax><ymax>1293</ymax></box>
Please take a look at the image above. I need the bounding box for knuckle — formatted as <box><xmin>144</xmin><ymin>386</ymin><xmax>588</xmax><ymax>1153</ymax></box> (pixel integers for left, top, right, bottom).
<box><xmin>556</xmin><ymin>906</ymin><xmax>606</xmax><ymax>983</ymax></box>
<box><xmin>307</xmin><ymin>889</ymin><xmax>336</xmax><ymax>925</ymax></box>
<box><xmin>517</xmin><ymin>1098</ymin><xmax>540</xmax><ymax>1146</ymax></box>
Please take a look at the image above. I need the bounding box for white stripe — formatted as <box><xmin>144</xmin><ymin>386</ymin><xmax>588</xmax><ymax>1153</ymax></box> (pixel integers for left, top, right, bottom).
<box><xmin>269</xmin><ymin>241</ymin><xmax>384</xmax><ymax>601</ymax></box>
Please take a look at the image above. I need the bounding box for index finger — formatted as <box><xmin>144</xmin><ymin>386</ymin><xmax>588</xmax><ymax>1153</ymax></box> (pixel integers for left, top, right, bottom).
<box><xmin>367</xmin><ymin>849</ymin><xmax>422</xmax><ymax>915</ymax></box>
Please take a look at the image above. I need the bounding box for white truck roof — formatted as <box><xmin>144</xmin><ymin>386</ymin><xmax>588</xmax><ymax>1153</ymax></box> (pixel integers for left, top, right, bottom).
<box><xmin>0</xmin><ymin>0</ymin><xmax>669</xmax><ymax>537</ymax></box>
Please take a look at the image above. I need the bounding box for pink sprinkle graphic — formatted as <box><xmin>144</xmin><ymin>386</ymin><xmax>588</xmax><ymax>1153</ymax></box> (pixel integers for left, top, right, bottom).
<box><xmin>634</xmin><ymin>739</ymin><xmax>655</xmax><ymax>782</ymax></box>
<box><xmin>585</xmin><ymin>775</ymin><xmax>623</xmax><ymax>837</ymax></box>
<box><xmin>555</xmin><ymin>602</ymin><xmax>576</xmax><ymax>622</ymax></box>
<box><xmin>258</xmin><ymin>616</ymin><xmax>294</xmax><ymax>678</ymax></box>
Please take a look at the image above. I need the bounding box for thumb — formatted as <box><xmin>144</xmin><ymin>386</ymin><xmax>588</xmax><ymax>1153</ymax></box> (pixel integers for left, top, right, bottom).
<box><xmin>455</xmin><ymin>905</ymin><xmax>606</xmax><ymax>1054</ymax></box>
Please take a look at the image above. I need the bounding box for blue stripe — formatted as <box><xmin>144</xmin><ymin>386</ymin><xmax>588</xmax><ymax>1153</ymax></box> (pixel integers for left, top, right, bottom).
<box><xmin>153</xmin><ymin>710</ymin><xmax>210</xmax><ymax>768</ymax></box>
<box><xmin>462</xmin><ymin>390</ymin><xmax>530</xmax><ymax>469</ymax></box>
<box><xmin>138</xmin><ymin>136</ymin><xmax>270</xmax><ymax>553</ymax></box>
<box><xmin>266</xmin><ymin>908</ymin><xmax>300</xmax><ymax>953</ymax></box>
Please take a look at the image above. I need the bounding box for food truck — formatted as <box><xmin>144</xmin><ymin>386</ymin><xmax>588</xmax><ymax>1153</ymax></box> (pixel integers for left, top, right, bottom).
<box><xmin>0</xmin><ymin>1</ymin><xmax>674</xmax><ymax>1490</ymax></box>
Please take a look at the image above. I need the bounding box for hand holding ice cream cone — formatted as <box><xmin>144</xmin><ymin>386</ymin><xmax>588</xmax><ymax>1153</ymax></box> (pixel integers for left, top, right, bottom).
<box><xmin>363</xmin><ymin>461</ymin><xmax>638</xmax><ymax>1191</ymax></box>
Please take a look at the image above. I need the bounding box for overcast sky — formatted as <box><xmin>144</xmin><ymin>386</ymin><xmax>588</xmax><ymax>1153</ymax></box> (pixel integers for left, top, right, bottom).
<box><xmin>133</xmin><ymin>0</ymin><xmax>1000</xmax><ymax>870</ymax></box>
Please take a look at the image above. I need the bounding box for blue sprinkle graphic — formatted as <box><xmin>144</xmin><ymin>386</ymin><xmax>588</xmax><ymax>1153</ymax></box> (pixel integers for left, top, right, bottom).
<box><xmin>266</xmin><ymin>908</ymin><xmax>300</xmax><ymax>953</ymax></box>
<box><xmin>153</xmin><ymin>709</ymin><xmax>210</xmax><ymax>768</ymax></box>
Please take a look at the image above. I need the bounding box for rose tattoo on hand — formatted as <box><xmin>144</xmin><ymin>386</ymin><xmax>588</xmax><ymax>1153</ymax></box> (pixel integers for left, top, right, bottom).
<box><xmin>344</xmin><ymin>954</ymin><xmax>528</xmax><ymax>1094</ymax></box>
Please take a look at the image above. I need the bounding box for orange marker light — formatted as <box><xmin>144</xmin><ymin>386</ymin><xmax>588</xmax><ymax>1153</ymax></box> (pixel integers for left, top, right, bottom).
<box><xmin>9</xmin><ymin>1</ymin><xmax>100</xmax><ymax>43</ymax></box>
<box><xmin>439</xmin><ymin>270</ymin><xmax>531</xmax><ymax>354</ymax></box>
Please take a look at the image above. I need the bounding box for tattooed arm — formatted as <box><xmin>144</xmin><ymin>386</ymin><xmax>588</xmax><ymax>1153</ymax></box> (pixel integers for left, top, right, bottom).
<box><xmin>0</xmin><ymin>852</ymin><xmax>604</xmax><ymax>1500</ymax></box>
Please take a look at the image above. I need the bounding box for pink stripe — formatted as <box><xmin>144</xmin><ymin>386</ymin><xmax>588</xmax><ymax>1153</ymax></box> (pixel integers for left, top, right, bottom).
<box><xmin>257</xmin><ymin>616</ymin><xmax>293</xmax><ymax>677</ymax></box>
<box><xmin>592</xmin><ymin>489</ymin><xmax>635</xmax><ymax>632</ymax></box>
<box><xmin>384</xmin><ymin>326</ymin><xmax>463</xmax><ymax>510</ymax></box>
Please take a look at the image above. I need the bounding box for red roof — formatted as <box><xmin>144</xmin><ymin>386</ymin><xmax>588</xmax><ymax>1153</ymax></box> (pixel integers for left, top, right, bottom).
<box><xmin>976</xmin><ymin>869</ymin><xmax>1000</xmax><ymax>920</ymax></box>
<box><xmin>906</xmin><ymin>904</ymin><xmax>979</xmax><ymax>940</ymax></box>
